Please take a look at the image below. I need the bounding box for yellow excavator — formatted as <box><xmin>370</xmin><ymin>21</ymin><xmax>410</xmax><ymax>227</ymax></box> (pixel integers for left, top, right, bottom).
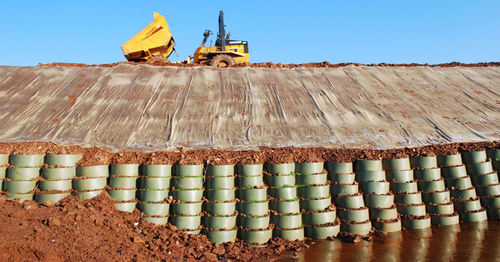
<box><xmin>121</xmin><ymin>11</ymin><xmax>249</xmax><ymax>67</ymax></box>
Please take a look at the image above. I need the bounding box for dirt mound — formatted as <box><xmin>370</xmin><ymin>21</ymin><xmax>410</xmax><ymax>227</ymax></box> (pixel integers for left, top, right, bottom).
<box><xmin>38</xmin><ymin>61</ymin><xmax>500</xmax><ymax>69</ymax></box>
<box><xmin>0</xmin><ymin>193</ymin><xmax>307</xmax><ymax>262</ymax></box>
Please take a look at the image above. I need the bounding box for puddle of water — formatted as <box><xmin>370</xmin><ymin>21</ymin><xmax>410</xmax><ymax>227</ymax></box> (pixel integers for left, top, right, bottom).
<box><xmin>291</xmin><ymin>221</ymin><xmax>500</xmax><ymax>262</ymax></box>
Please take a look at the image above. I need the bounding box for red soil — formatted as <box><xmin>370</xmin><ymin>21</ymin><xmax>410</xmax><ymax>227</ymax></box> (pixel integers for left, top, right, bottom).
<box><xmin>0</xmin><ymin>141</ymin><xmax>498</xmax><ymax>166</ymax></box>
<box><xmin>0</xmin><ymin>193</ymin><xmax>307</xmax><ymax>262</ymax></box>
<box><xmin>38</xmin><ymin>61</ymin><xmax>500</xmax><ymax>69</ymax></box>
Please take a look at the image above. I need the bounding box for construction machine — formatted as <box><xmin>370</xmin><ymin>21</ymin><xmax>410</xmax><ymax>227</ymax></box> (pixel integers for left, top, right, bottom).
<box><xmin>121</xmin><ymin>12</ymin><xmax>175</xmax><ymax>62</ymax></box>
<box><xmin>192</xmin><ymin>11</ymin><xmax>249</xmax><ymax>67</ymax></box>
<box><xmin>121</xmin><ymin>11</ymin><xmax>249</xmax><ymax>66</ymax></box>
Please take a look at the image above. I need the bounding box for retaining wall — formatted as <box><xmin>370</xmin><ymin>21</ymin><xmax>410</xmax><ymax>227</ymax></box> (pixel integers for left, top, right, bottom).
<box><xmin>1</xmin><ymin>148</ymin><xmax>499</xmax><ymax>243</ymax></box>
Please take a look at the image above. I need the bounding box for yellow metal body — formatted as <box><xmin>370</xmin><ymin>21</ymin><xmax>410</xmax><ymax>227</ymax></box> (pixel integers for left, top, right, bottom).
<box><xmin>121</xmin><ymin>12</ymin><xmax>175</xmax><ymax>61</ymax></box>
<box><xmin>193</xmin><ymin>44</ymin><xmax>249</xmax><ymax>65</ymax></box>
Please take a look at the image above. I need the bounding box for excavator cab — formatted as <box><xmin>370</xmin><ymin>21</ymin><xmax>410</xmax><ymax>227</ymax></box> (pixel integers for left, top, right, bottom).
<box><xmin>193</xmin><ymin>11</ymin><xmax>249</xmax><ymax>67</ymax></box>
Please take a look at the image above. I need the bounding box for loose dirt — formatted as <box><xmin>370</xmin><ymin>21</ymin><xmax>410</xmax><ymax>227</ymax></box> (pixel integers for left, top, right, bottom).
<box><xmin>0</xmin><ymin>193</ymin><xmax>307</xmax><ymax>262</ymax></box>
<box><xmin>0</xmin><ymin>142</ymin><xmax>498</xmax><ymax>166</ymax></box>
<box><xmin>38</xmin><ymin>61</ymin><xmax>500</xmax><ymax>69</ymax></box>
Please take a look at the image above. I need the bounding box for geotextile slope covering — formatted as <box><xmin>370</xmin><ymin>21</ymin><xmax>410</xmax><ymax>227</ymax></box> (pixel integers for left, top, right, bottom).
<box><xmin>0</xmin><ymin>64</ymin><xmax>499</xmax><ymax>152</ymax></box>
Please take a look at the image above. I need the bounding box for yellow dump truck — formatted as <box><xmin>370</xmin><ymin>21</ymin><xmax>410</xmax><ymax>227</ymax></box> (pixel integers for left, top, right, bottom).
<box><xmin>121</xmin><ymin>12</ymin><xmax>175</xmax><ymax>61</ymax></box>
<box><xmin>121</xmin><ymin>11</ymin><xmax>249</xmax><ymax>66</ymax></box>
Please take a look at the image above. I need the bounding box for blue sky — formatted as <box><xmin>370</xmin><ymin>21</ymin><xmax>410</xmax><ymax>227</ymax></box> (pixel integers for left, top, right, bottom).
<box><xmin>1</xmin><ymin>0</ymin><xmax>499</xmax><ymax>66</ymax></box>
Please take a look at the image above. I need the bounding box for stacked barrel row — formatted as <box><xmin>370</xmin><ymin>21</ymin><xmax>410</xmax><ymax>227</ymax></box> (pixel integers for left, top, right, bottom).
<box><xmin>327</xmin><ymin>162</ymin><xmax>372</xmax><ymax>236</ymax></box>
<box><xmin>433</xmin><ymin>154</ymin><xmax>485</xmax><ymax>223</ymax></box>
<box><xmin>486</xmin><ymin>149</ymin><xmax>500</xmax><ymax>219</ymax></box>
<box><xmin>3</xmin><ymin>155</ymin><xmax>45</xmax><ymax>201</ymax></box>
<box><xmin>0</xmin><ymin>155</ymin><xmax>6</xmax><ymax>192</ymax></box>
<box><xmin>169</xmin><ymin>165</ymin><xmax>204</xmax><ymax>235</ymax></box>
<box><xmin>0</xmin><ymin>154</ymin><xmax>84</xmax><ymax>202</ymax></box>
<box><xmin>399</xmin><ymin>156</ymin><xmax>436</xmax><ymax>228</ymax></box>
<box><xmin>384</xmin><ymin>158</ymin><xmax>427</xmax><ymax>229</ymax></box>
<box><xmin>202</xmin><ymin>165</ymin><xmax>238</xmax><ymax>243</ymax></box>
<box><xmin>236</xmin><ymin>164</ymin><xmax>272</xmax><ymax>244</ymax></box>
<box><xmin>36</xmin><ymin>154</ymin><xmax>82</xmax><ymax>203</ymax></box>
<box><xmin>264</xmin><ymin>163</ymin><xmax>305</xmax><ymax>240</ymax></box>
<box><xmin>2</xmin><ymin>150</ymin><xmax>499</xmax><ymax>244</ymax></box>
<box><xmin>107</xmin><ymin>164</ymin><xmax>140</xmax><ymax>212</ymax></box>
<box><xmin>356</xmin><ymin>160</ymin><xmax>401</xmax><ymax>232</ymax></box>
<box><xmin>137</xmin><ymin>165</ymin><xmax>172</xmax><ymax>225</ymax></box>
<box><xmin>73</xmin><ymin>165</ymin><xmax>108</xmax><ymax>200</ymax></box>
<box><xmin>490</xmin><ymin>149</ymin><xmax>500</xmax><ymax>172</ymax></box>
<box><xmin>0</xmin><ymin>154</ymin><xmax>109</xmax><ymax>203</ymax></box>
<box><xmin>412</xmin><ymin>156</ymin><xmax>458</xmax><ymax>226</ymax></box>
<box><xmin>296</xmin><ymin>162</ymin><xmax>339</xmax><ymax>239</ymax></box>
<box><xmin>462</xmin><ymin>151</ymin><xmax>499</xmax><ymax>220</ymax></box>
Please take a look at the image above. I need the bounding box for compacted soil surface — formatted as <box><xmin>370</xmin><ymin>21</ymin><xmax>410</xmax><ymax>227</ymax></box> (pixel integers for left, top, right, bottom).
<box><xmin>0</xmin><ymin>193</ymin><xmax>307</xmax><ymax>262</ymax></box>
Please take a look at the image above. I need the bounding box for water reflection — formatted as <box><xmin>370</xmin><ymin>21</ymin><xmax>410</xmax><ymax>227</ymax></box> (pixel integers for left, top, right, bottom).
<box><xmin>372</xmin><ymin>231</ymin><xmax>402</xmax><ymax>262</ymax></box>
<box><xmin>296</xmin><ymin>221</ymin><xmax>500</xmax><ymax>262</ymax></box>
<box><xmin>427</xmin><ymin>224</ymin><xmax>459</xmax><ymax>262</ymax></box>
<box><xmin>295</xmin><ymin>239</ymin><xmax>342</xmax><ymax>262</ymax></box>
<box><xmin>399</xmin><ymin>228</ymin><xmax>432</xmax><ymax>262</ymax></box>
<box><xmin>453</xmin><ymin>222</ymin><xmax>487</xmax><ymax>262</ymax></box>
